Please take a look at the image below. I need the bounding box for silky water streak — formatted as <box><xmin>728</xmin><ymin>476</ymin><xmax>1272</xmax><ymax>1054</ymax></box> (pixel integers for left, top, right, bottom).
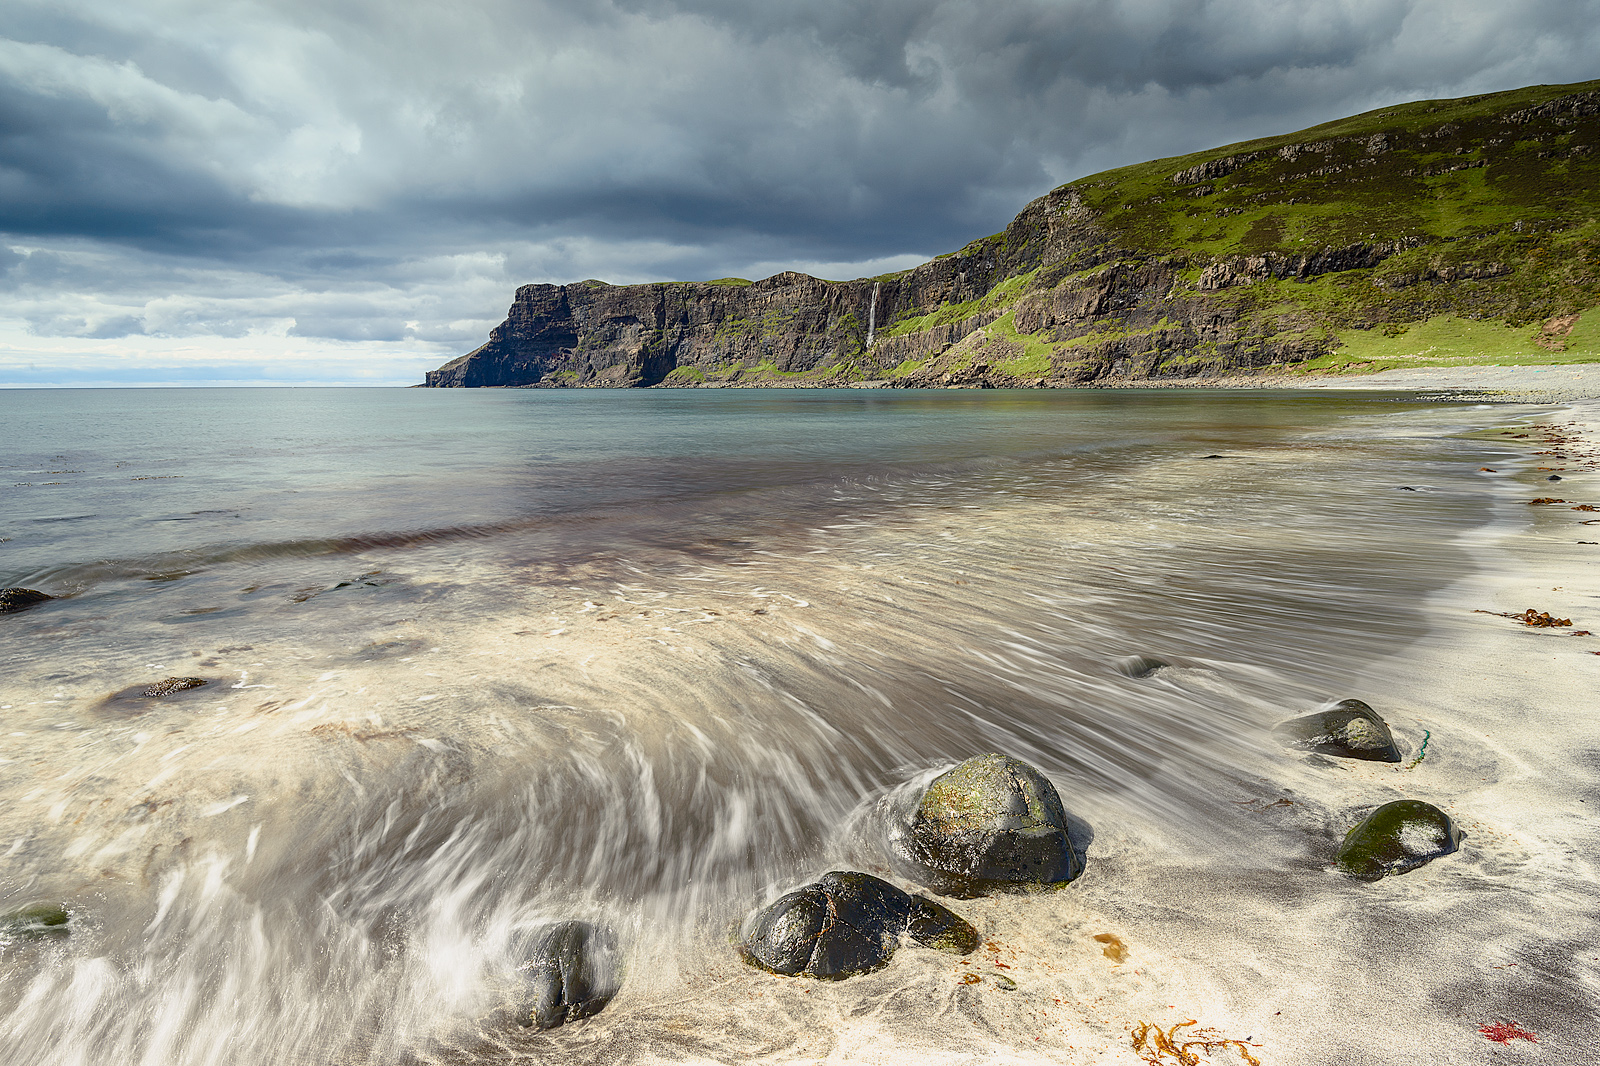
<box><xmin>0</xmin><ymin>387</ymin><xmax>1561</xmax><ymax>1064</ymax></box>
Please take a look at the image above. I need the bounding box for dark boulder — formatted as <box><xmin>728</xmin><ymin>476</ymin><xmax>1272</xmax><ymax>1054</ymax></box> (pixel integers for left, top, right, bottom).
<box><xmin>889</xmin><ymin>753</ymin><xmax>1082</xmax><ymax>898</ymax></box>
<box><xmin>0</xmin><ymin>588</ymin><xmax>52</xmax><ymax>614</ymax></box>
<box><xmin>738</xmin><ymin>871</ymin><xmax>977</xmax><ymax>980</ymax></box>
<box><xmin>1273</xmin><ymin>699</ymin><xmax>1401</xmax><ymax>762</ymax></box>
<box><xmin>0</xmin><ymin>903</ymin><xmax>70</xmax><ymax>940</ymax></box>
<box><xmin>516</xmin><ymin>921</ymin><xmax>621</xmax><ymax>1029</ymax></box>
<box><xmin>1336</xmin><ymin>800</ymin><xmax>1463</xmax><ymax>881</ymax></box>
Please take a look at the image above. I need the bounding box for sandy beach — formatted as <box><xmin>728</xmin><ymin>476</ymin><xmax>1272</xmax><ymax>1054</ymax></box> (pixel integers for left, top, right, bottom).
<box><xmin>1159</xmin><ymin>362</ymin><xmax>1600</xmax><ymax>406</ymax></box>
<box><xmin>1294</xmin><ymin>363</ymin><xmax>1600</xmax><ymax>405</ymax></box>
<box><xmin>1319</xmin><ymin>396</ymin><xmax>1600</xmax><ymax>1060</ymax></box>
<box><xmin>625</xmin><ymin>390</ymin><xmax>1600</xmax><ymax>1066</ymax></box>
<box><xmin>4</xmin><ymin>383</ymin><xmax>1596</xmax><ymax>1066</ymax></box>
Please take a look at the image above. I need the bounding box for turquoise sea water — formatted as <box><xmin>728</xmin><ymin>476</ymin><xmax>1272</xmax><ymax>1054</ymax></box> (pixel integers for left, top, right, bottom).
<box><xmin>0</xmin><ymin>388</ymin><xmax>1523</xmax><ymax>1064</ymax></box>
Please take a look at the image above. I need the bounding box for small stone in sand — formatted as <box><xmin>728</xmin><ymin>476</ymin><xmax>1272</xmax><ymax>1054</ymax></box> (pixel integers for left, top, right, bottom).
<box><xmin>0</xmin><ymin>904</ymin><xmax>70</xmax><ymax>939</ymax></box>
<box><xmin>141</xmin><ymin>677</ymin><xmax>209</xmax><ymax>698</ymax></box>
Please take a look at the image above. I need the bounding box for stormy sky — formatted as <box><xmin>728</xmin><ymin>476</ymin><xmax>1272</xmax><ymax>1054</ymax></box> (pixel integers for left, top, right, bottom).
<box><xmin>2</xmin><ymin>1</ymin><xmax>1596</xmax><ymax>386</ymax></box>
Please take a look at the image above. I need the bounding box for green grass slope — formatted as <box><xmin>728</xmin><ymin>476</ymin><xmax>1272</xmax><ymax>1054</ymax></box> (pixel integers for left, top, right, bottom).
<box><xmin>1084</xmin><ymin>81</ymin><xmax>1600</xmax><ymax>255</ymax></box>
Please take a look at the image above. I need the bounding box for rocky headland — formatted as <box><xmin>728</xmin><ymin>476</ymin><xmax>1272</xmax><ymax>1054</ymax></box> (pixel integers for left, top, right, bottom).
<box><xmin>426</xmin><ymin>80</ymin><xmax>1600</xmax><ymax>390</ymax></box>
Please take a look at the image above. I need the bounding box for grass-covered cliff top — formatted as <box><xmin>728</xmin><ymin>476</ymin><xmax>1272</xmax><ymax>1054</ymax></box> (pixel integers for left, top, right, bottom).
<box><xmin>1074</xmin><ymin>79</ymin><xmax>1600</xmax><ymax>259</ymax></box>
<box><xmin>458</xmin><ymin>80</ymin><xmax>1600</xmax><ymax>388</ymax></box>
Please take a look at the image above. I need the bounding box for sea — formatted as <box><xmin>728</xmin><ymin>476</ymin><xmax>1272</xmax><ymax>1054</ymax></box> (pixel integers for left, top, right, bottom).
<box><xmin>0</xmin><ymin>387</ymin><xmax>1540</xmax><ymax>1064</ymax></box>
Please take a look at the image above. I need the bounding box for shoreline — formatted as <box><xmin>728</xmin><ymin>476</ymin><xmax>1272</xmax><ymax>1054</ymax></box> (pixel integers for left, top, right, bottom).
<box><xmin>1134</xmin><ymin>362</ymin><xmax>1600</xmax><ymax>404</ymax></box>
<box><xmin>951</xmin><ymin>398</ymin><xmax>1600</xmax><ymax>1065</ymax></box>
<box><xmin>638</xmin><ymin>398</ymin><xmax>1600</xmax><ymax>1065</ymax></box>
<box><xmin>524</xmin><ymin>361</ymin><xmax>1600</xmax><ymax>404</ymax></box>
<box><xmin>1285</xmin><ymin>397</ymin><xmax>1600</xmax><ymax>1060</ymax></box>
<box><xmin>1138</xmin><ymin>398</ymin><xmax>1600</xmax><ymax>1065</ymax></box>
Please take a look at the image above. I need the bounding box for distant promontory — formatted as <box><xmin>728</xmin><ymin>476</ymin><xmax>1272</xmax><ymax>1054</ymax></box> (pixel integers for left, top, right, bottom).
<box><xmin>425</xmin><ymin>80</ymin><xmax>1600</xmax><ymax>389</ymax></box>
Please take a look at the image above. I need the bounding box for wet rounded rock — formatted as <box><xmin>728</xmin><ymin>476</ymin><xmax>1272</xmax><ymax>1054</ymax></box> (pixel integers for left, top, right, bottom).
<box><xmin>1336</xmin><ymin>800</ymin><xmax>1463</xmax><ymax>881</ymax></box>
<box><xmin>738</xmin><ymin>870</ymin><xmax>977</xmax><ymax>980</ymax></box>
<box><xmin>890</xmin><ymin>753</ymin><xmax>1082</xmax><ymax>898</ymax></box>
<box><xmin>1273</xmin><ymin>699</ymin><xmax>1401</xmax><ymax>763</ymax></box>
<box><xmin>1115</xmin><ymin>655</ymin><xmax>1168</xmax><ymax>679</ymax></box>
<box><xmin>516</xmin><ymin>921</ymin><xmax>621</xmax><ymax>1030</ymax></box>
<box><xmin>0</xmin><ymin>588</ymin><xmax>52</xmax><ymax>614</ymax></box>
<box><xmin>0</xmin><ymin>903</ymin><xmax>70</xmax><ymax>940</ymax></box>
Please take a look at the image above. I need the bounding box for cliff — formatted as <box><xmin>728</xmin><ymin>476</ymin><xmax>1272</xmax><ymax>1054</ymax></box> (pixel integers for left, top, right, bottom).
<box><xmin>425</xmin><ymin>79</ymin><xmax>1600</xmax><ymax>389</ymax></box>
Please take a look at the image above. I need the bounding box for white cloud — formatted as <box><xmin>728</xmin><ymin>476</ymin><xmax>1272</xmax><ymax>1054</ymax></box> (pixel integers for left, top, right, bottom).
<box><xmin>3</xmin><ymin>0</ymin><xmax>1599</xmax><ymax>384</ymax></box>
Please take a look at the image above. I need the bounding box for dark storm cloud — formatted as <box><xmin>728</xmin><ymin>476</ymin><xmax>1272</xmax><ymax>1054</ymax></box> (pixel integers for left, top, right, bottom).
<box><xmin>0</xmin><ymin>0</ymin><xmax>1597</xmax><ymax>379</ymax></box>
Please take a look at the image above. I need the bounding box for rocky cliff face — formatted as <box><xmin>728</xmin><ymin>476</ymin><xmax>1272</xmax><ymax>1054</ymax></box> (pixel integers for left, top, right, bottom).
<box><xmin>426</xmin><ymin>80</ymin><xmax>1600</xmax><ymax>389</ymax></box>
<box><xmin>424</xmin><ymin>188</ymin><xmax>1098</xmax><ymax>388</ymax></box>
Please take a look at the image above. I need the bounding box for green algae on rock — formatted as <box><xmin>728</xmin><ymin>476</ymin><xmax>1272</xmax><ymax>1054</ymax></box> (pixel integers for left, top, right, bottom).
<box><xmin>1274</xmin><ymin>699</ymin><xmax>1402</xmax><ymax>762</ymax></box>
<box><xmin>891</xmin><ymin>753</ymin><xmax>1082</xmax><ymax>898</ymax></box>
<box><xmin>516</xmin><ymin>921</ymin><xmax>621</xmax><ymax>1030</ymax></box>
<box><xmin>0</xmin><ymin>903</ymin><xmax>70</xmax><ymax>940</ymax></box>
<box><xmin>1336</xmin><ymin>800</ymin><xmax>1463</xmax><ymax>881</ymax></box>
<box><xmin>738</xmin><ymin>871</ymin><xmax>978</xmax><ymax>980</ymax></box>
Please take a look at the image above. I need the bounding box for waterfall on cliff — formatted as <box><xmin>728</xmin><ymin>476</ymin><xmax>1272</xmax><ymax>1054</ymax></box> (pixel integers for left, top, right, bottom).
<box><xmin>867</xmin><ymin>282</ymin><xmax>880</xmax><ymax>348</ymax></box>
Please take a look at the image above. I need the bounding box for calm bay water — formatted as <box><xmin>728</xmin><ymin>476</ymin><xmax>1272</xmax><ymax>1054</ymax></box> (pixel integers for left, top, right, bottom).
<box><xmin>0</xmin><ymin>387</ymin><xmax>1519</xmax><ymax>1064</ymax></box>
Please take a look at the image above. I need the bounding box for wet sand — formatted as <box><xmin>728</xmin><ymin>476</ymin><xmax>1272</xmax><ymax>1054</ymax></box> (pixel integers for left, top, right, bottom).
<box><xmin>2</xmin><ymin>391</ymin><xmax>1596</xmax><ymax>1065</ymax></box>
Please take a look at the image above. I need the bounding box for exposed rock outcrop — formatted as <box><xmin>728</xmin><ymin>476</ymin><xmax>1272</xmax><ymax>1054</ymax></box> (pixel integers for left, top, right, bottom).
<box><xmin>426</xmin><ymin>191</ymin><xmax>1107</xmax><ymax>389</ymax></box>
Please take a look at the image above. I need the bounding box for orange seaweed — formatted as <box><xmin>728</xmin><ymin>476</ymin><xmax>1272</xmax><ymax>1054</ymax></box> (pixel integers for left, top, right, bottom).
<box><xmin>1131</xmin><ymin>1019</ymin><xmax>1261</xmax><ymax>1066</ymax></box>
<box><xmin>1473</xmin><ymin>608</ymin><xmax>1573</xmax><ymax>627</ymax></box>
